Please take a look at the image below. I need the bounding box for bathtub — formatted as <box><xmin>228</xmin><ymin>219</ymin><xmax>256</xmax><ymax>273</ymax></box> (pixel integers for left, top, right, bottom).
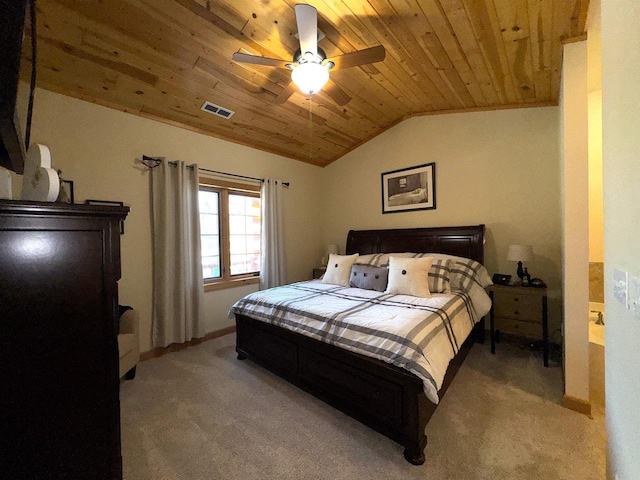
<box><xmin>589</xmin><ymin>302</ymin><xmax>605</xmax><ymax>410</ymax></box>
<box><xmin>589</xmin><ymin>321</ymin><xmax>605</xmax><ymax>346</ymax></box>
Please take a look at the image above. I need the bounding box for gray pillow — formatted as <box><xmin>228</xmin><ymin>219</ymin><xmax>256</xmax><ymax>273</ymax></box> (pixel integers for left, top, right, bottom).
<box><xmin>350</xmin><ymin>265</ymin><xmax>388</xmax><ymax>292</ymax></box>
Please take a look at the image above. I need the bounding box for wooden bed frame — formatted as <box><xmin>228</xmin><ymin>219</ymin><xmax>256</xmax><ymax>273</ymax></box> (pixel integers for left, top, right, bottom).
<box><xmin>235</xmin><ymin>225</ymin><xmax>486</xmax><ymax>465</ymax></box>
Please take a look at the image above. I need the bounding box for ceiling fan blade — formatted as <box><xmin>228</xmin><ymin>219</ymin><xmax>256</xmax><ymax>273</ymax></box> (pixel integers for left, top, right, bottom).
<box><xmin>323</xmin><ymin>80</ymin><xmax>351</xmax><ymax>106</ymax></box>
<box><xmin>232</xmin><ymin>52</ymin><xmax>292</xmax><ymax>69</ymax></box>
<box><xmin>295</xmin><ymin>4</ymin><xmax>318</xmax><ymax>56</ymax></box>
<box><xmin>326</xmin><ymin>45</ymin><xmax>386</xmax><ymax>70</ymax></box>
<box><xmin>274</xmin><ymin>81</ymin><xmax>298</xmax><ymax>104</ymax></box>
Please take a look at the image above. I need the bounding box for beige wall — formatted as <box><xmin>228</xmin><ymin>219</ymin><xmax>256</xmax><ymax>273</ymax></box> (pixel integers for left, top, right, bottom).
<box><xmin>587</xmin><ymin>10</ymin><xmax>604</xmax><ymax>301</ymax></box>
<box><xmin>320</xmin><ymin>107</ymin><xmax>563</xmax><ymax>332</ymax></box>
<box><xmin>588</xmin><ymin>90</ymin><xmax>603</xmax><ymax>264</ymax></box>
<box><xmin>7</xmin><ymin>91</ymin><xmax>567</xmax><ymax>356</ymax></box>
<box><xmin>602</xmin><ymin>0</ymin><xmax>640</xmax><ymax>477</ymax></box>
<box><xmin>13</xmin><ymin>88</ymin><xmax>324</xmax><ymax>352</ymax></box>
<box><xmin>588</xmin><ymin>22</ymin><xmax>604</xmax><ymax>264</ymax></box>
<box><xmin>560</xmin><ymin>41</ymin><xmax>590</xmax><ymax>404</ymax></box>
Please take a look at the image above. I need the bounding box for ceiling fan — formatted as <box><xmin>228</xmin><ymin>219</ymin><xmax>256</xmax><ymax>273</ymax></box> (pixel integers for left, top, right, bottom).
<box><xmin>232</xmin><ymin>3</ymin><xmax>386</xmax><ymax>106</ymax></box>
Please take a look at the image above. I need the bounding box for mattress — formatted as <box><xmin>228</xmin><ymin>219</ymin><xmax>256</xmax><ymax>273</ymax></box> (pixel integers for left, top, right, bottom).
<box><xmin>230</xmin><ymin>280</ymin><xmax>479</xmax><ymax>404</ymax></box>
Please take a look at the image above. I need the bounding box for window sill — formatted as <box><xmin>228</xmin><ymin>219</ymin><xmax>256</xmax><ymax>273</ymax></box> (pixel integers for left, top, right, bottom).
<box><xmin>204</xmin><ymin>276</ymin><xmax>259</xmax><ymax>292</ymax></box>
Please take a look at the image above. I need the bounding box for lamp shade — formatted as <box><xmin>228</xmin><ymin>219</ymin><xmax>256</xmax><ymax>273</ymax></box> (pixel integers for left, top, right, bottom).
<box><xmin>291</xmin><ymin>62</ymin><xmax>330</xmax><ymax>95</ymax></box>
<box><xmin>507</xmin><ymin>244</ymin><xmax>534</xmax><ymax>262</ymax></box>
<box><xmin>327</xmin><ymin>244</ymin><xmax>340</xmax><ymax>256</ymax></box>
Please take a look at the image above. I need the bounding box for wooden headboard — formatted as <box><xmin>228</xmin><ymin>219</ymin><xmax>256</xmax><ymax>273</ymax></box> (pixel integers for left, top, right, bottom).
<box><xmin>345</xmin><ymin>225</ymin><xmax>485</xmax><ymax>265</ymax></box>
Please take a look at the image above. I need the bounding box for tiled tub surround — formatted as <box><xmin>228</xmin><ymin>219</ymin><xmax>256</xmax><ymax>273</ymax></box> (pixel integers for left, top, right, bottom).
<box><xmin>589</xmin><ymin>262</ymin><xmax>604</xmax><ymax>303</ymax></box>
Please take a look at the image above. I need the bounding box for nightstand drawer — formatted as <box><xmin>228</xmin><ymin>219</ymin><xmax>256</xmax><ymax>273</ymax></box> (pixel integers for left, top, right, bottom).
<box><xmin>489</xmin><ymin>284</ymin><xmax>548</xmax><ymax>366</ymax></box>
<box><xmin>494</xmin><ymin>317</ymin><xmax>542</xmax><ymax>339</ymax></box>
<box><xmin>493</xmin><ymin>292</ymin><xmax>542</xmax><ymax>322</ymax></box>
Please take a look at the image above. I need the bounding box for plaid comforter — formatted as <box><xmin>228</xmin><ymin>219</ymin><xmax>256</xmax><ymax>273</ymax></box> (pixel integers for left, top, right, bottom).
<box><xmin>230</xmin><ymin>280</ymin><xmax>478</xmax><ymax>404</ymax></box>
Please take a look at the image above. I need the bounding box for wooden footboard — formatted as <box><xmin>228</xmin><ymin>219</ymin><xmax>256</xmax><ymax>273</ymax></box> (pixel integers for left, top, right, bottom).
<box><xmin>235</xmin><ymin>314</ymin><xmax>483</xmax><ymax>465</ymax></box>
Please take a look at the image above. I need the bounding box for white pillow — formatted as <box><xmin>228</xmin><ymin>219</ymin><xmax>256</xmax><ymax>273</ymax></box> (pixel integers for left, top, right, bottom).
<box><xmin>322</xmin><ymin>253</ymin><xmax>359</xmax><ymax>287</ymax></box>
<box><xmin>385</xmin><ymin>256</ymin><xmax>433</xmax><ymax>298</ymax></box>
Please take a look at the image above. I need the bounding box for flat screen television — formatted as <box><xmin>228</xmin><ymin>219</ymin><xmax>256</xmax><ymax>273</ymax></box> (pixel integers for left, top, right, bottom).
<box><xmin>0</xmin><ymin>0</ymin><xmax>33</xmax><ymax>175</ymax></box>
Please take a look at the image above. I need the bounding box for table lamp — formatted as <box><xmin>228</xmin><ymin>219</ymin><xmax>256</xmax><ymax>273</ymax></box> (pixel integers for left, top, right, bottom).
<box><xmin>327</xmin><ymin>244</ymin><xmax>340</xmax><ymax>256</ymax></box>
<box><xmin>507</xmin><ymin>244</ymin><xmax>534</xmax><ymax>283</ymax></box>
<box><xmin>321</xmin><ymin>244</ymin><xmax>340</xmax><ymax>266</ymax></box>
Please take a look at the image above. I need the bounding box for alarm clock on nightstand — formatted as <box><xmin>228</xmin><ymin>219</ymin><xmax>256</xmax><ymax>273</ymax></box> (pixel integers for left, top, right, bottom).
<box><xmin>492</xmin><ymin>273</ymin><xmax>512</xmax><ymax>286</ymax></box>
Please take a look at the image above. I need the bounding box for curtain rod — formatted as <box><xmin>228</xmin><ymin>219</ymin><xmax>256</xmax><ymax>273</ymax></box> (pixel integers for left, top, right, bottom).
<box><xmin>142</xmin><ymin>155</ymin><xmax>290</xmax><ymax>187</ymax></box>
<box><xmin>196</xmin><ymin>166</ymin><xmax>290</xmax><ymax>188</ymax></box>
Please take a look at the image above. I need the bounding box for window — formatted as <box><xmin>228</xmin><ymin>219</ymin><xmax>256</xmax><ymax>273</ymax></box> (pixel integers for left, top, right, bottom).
<box><xmin>199</xmin><ymin>178</ymin><xmax>261</xmax><ymax>291</ymax></box>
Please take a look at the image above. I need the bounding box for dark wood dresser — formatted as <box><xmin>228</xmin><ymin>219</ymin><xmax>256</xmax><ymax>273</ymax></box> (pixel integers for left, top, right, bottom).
<box><xmin>0</xmin><ymin>200</ymin><xmax>129</xmax><ymax>479</ymax></box>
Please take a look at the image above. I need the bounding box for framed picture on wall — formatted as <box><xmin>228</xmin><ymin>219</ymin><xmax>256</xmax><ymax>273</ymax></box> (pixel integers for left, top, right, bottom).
<box><xmin>381</xmin><ymin>162</ymin><xmax>436</xmax><ymax>214</ymax></box>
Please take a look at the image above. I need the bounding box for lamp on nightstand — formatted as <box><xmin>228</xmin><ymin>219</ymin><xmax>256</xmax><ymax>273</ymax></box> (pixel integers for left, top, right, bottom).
<box><xmin>320</xmin><ymin>244</ymin><xmax>340</xmax><ymax>267</ymax></box>
<box><xmin>507</xmin><ymin>244</ymin><xmax>534</xmax><ymax>284</ymax></box>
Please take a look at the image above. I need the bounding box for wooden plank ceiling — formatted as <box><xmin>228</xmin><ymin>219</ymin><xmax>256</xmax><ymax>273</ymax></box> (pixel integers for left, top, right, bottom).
<box><xmin>27</xmin><ymin>0</ymin><xmax>589</xmax><ymax>167</ymax></box>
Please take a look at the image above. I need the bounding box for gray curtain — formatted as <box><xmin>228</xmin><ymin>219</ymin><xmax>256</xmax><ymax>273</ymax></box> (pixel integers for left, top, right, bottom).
<box><xmin>260</xmin><ymin>178</ymin><xmax>286</xmax><ymax>289</ymax></box>
<box><xmin>151</xmin><ymin>161</ymin><xmax>205</xmax><ymax>347</ymax></box>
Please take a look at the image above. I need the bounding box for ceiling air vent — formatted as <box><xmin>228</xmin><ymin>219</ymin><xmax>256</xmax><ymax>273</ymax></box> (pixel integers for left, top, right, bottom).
<box><xmin>201</xmin><ymin>101</ymin><xmax>235</xmax><ymax>120</ymax></box>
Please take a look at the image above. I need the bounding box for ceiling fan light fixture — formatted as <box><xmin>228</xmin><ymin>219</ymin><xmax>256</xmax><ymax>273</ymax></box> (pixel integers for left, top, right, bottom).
<box><xmin>291</xmin><ymin>62</ymin><xmax>330</xmax><ymax>95</ymax></box>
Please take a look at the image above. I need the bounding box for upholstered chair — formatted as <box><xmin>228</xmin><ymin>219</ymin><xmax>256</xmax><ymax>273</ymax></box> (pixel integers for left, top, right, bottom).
<box><xmin>118</xmin><ymin>309</ymin><xmax>140</xmax><ymax>380</ymax></box>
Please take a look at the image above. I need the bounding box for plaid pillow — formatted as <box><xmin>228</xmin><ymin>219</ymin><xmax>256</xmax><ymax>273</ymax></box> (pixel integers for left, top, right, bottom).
<box><xmin>356</xmin><ymin>252</ymin><xmax>415</xmax><ymax>267</ymax></box>
<box><xmin>355</xmin><ymin>253</ymin><xmax>391</xmax><ymax>267</ymax></box>
<box><xmin>448</xmin><ymin>258</ymin><xmax>492</xmax><ymax>291</ymax></box>
<box><xmin>427</xmin><ymin>259</ymin><xmax>452</xmax><ymax>293</ymax></box>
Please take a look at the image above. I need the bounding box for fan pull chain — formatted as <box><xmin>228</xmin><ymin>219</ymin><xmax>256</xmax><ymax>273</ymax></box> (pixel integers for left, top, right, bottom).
<box><xmin>308</xmin><ymin>96</ymin><xmax>313</xmax><ymax>162</ymax></box>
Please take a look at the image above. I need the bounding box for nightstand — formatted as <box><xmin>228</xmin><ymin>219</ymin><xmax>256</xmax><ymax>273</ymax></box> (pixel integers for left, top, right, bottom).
<box><xmin>312</xmin><ymin>267</ymin><xmax>326</xmax><ymax>279</ymax></box>
<box><xmin>488</xmin><ymin>284</ymin><xmax>549</xmax><ymax>367</ymax></box>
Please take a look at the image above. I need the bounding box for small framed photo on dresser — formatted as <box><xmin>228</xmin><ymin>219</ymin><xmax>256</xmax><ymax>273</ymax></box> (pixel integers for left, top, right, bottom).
<box><xmin>58</xmin><ymin>180</ymin><xmax>74</xmax><ymax>204</ymax></box>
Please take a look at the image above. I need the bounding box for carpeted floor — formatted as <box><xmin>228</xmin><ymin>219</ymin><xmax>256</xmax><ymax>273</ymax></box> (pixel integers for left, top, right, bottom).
<box><xmin>120</xmin><ymin>333</ymin><xmax>606</xmax><ymax>480</ymax></box>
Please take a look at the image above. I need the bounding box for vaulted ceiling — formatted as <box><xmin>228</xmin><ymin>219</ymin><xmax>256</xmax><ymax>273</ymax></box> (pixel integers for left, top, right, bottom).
<box><xmin>27</xmin><ymin>0</ymin><xmax>589</xmax><ymax>166</ymax></box>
